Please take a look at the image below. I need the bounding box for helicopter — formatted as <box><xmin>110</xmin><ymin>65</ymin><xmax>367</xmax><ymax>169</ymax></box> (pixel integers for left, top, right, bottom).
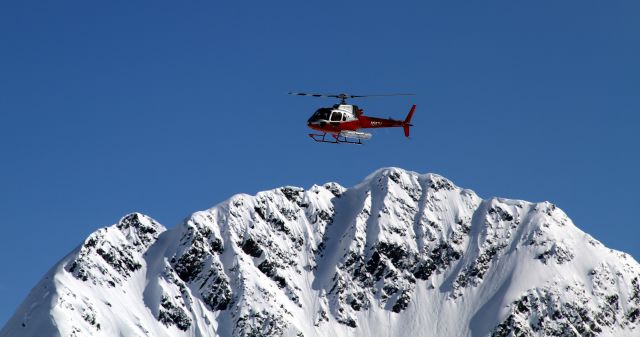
<box><xmin>289</xmin><ymin>92</ymin><xmax>416</xmax><ymax>144</ymax></box>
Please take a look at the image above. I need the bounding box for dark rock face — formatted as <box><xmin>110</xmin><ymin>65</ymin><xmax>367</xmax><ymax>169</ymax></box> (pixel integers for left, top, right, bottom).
<box><xmin>454</xmin><ymin>243</ymin><xmax>506</xmax><ymax>295</ymax></box>
<box><xmin>491</xmin><ymin>284</ymin><xmax>628</xmax><ymax>337</ymax></box>
<box><xmin>158</xmin><ymin>295</ymin><xmax>191</xmax><ymax>331</ymax></box>
<box><xmin>630</xmin><ymin>277</ymin><xmax>639</xmax><ymax>305</ymax></box>
<box><xmin>116</xmin><ymin>213</ymin><xmax>163</xmax><ymax>250</ymax></box>
<box><xmin>234</xmin><ymin>310</ymin><xmax>291</xmax><ymax>337</ymax></box>
<box><xmin>168</xmin><ymin>217</ymin><xmax>233</xmax><ymax>313</ymax></box>
<box><xmin>413</xmin><ymin>242</ymin><xmax>462</xmax><ymax>280</ymax></box>
<box><xmin>241</xmin><ymin>238</ymin><xmax>263</xmax><ymax>258</ymax></box>
<box><xmin>258</xmin><ymin>260</ymin><xmax>287</xmax><ymax>288</ymax></box>
<box><xmin>66</xmin><ymin>213</ymin><xmax>164</xmax><ymax>287</ymax></box>
<box><xmin>535</xmin><ymin>243</ymin><xmax>575</xmax><ymax>265</ymax></box>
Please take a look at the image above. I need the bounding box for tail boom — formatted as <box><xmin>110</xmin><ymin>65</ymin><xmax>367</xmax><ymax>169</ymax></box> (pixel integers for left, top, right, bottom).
<box><xmin>356</xmin><ymin>104</ymin><xmax>416</xmax><ymax>137</ymax></box>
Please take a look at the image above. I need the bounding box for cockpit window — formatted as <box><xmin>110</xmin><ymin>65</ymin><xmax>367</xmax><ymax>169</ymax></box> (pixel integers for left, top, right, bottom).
<box><xmin>312</xmin><ymin>108</ymin><xmax>331</xmax><ymax>121</ymax></box>
<box><xmin>331</xmin><ymin>111</ymin><xmax>342</xmax><ymax>121</ymax></box>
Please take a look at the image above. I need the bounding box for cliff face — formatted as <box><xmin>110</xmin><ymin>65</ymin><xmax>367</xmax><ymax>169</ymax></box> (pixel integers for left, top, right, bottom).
<box><xmin>2</xmin><ymin>168</ymin><xmax>639</xmax><ymax>337</ymax></box>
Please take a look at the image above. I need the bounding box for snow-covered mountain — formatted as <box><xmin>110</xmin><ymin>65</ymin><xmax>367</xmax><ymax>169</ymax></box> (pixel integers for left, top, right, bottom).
<box><xmin>2</xmin><ymin>168</ymin><xmax>639</xmax><ymax>337</ymax></box>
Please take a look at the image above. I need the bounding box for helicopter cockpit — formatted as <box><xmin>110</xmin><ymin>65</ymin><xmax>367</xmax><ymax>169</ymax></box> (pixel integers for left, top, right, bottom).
<box><xmin>308</xmin><ymin>105</ymin><xmax>357</xmax><ymax>123</ymax></box>
<box><xmin>308</xmin><ymin>108</ymin><xmax>332</xmax><ymax>123</ymax></box>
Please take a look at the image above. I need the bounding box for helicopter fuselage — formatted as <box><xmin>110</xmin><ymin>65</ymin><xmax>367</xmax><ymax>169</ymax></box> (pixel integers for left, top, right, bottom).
<box><xmin>307</xmin><ymin>104</ymin><xmax>413</xmax><ymax>136</ymax></box>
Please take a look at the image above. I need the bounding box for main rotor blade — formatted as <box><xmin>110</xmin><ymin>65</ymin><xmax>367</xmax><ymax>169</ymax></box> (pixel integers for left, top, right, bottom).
<box><xmin>289</xmin><ymin>92</ymin><xmax>415</xmax><ymax>99</ymax></box>
<box><xmin>349</xmin><ymin>93</ymin><xmax>415</xmax><ymax>98</ymax></box>
<box><xmin>288</xmin><ymin>92</ymin><xmax>336</xmax><ymax>98</ymax></box>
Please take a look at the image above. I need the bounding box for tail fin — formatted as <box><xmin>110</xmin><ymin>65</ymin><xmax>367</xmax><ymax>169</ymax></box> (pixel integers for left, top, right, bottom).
<box><xmin>402</xmin><ymin>104</ymin><xmax>416</xmax><ymax>137</ymax></box>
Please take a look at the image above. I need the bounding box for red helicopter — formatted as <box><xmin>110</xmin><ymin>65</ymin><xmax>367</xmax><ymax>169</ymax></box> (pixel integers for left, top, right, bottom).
<box><xmin>289</xmin><ymin>92</ymin><xmax>416</xmax><ymax>144</ymax></box>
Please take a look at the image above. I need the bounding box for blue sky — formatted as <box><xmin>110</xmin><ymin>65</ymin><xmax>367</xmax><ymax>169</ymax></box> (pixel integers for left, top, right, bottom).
<box><xmin>1</xmin><ymin>1</ymin><xmax>639</xmax><ymax>326</ymax></box>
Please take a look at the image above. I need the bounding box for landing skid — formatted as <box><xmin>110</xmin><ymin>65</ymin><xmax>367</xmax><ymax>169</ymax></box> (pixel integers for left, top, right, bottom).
<box><xmin>308</xmin><ymin>133</ymin><xmax>364</xmax><ymax>145</ymax></box>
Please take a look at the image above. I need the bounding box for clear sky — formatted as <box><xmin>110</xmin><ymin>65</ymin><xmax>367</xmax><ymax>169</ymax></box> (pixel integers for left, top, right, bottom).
<box><xmin>1</xmin><ymin>1</ymin><xmax>638</xmax><ymax>327</ymax></box>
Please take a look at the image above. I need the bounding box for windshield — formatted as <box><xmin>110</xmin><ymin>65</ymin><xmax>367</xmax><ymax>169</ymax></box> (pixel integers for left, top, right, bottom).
<box><xmin>309</xmin><ymin>108</ymin><xmax>331</xmax><ymax>122</ymax></box>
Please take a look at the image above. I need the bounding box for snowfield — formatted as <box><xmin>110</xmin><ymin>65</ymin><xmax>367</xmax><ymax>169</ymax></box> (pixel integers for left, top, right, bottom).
<box><xmin>2</xmin><ymin>168</ymin><xmax>639</xmax><ymax>337</ymax></box>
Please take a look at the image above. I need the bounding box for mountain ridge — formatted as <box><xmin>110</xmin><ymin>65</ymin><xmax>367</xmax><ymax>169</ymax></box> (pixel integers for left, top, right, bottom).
<box><xmin>2</xmin><ymin>167</ymin><xmax>638</xmax><ymax>337</ymax></box>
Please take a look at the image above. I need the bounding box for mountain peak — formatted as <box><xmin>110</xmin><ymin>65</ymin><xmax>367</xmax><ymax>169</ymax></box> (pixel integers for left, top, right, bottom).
<box><xmin>116</xmin><ymin>212</ymin><xmax>166</xmax><ymax>250</ymax></box>
<box><xmin>65</xmin><ymin>213</ymin><xmax>165</xmax><ymax>287</ymax></box>
<box><xmin>2</xmin><ymin>168</ymin><xmax>638</xmax><ymax>337</ymax></box>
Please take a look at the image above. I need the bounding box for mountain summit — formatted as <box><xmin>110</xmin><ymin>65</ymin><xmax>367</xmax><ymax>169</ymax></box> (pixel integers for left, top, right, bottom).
<box><xmin>2</xmin><ymin>168</ymin><xmax>639</xmax><ymax>337</ymax></box>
